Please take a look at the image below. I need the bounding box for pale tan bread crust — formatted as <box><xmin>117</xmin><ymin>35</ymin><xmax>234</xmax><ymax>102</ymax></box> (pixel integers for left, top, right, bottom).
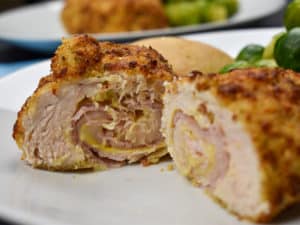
<box><xmin>133</xmin><ymin>37</ymin><xmax>233</xmax><ymax>75</ymax></box>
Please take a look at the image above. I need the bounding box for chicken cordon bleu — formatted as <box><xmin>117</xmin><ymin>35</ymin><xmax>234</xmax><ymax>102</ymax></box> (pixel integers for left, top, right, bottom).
<box><xmin>162</xmin><ymin>68</ymin><xmax>300</xmax><ymax>222</ymax></box>
<box><xmin>61</xmin><ymin>0</ymin><xmax>168</xmax><ymax>34</ymax></box>
<box><xmin>13</xmin><ymin>35</ymin><xmax>174</xmax><ymax>171</ymax></box>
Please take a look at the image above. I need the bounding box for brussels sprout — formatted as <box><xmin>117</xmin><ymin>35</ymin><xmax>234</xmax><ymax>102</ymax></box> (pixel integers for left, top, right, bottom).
<box><xmin>236</xmin><ymin>44</ymin><xmax>264</xmax><ymax>63</ymax></box>
<box><xmin>215</xmin><ymin>0</ymin><xmax>239</xmax><ymax>16</ymax></box>
<box><xmin>274</xmin><ymin>28</ymin><xmax>300</xmax><ymax>72</ymax></box>
<box><xmin>219</xmin><ymin>60</ymin><xmax>250</xmax><ymax>73</ymax></box>
<box><xmin>262</xmin><ymin>32</ymin><xmax>286</xmax><ymax>59</ymax></box>
<box><xmin>165</xmin><ymin>1</ymin><xmax>203</xmax><ymax>26</ymax></box>
<box><xmin>254</xmin><ymin>59</ymin><xmax>277</xmax><ymax>68</ymax></box>
<box><xmin>284</xmin><ymin>0</ymin><xmax>300</xmax><ymax>30</ymax></box>
<box><xmin>204</xmin><ymin>2</ymin><xmax>228</xmax><ymax>22</ymax></box>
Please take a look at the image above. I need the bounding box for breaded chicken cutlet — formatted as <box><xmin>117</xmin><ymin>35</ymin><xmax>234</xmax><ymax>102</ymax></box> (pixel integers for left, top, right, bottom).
<box><xmin>162</xmin><ymin>68</ymin><xmax>300</xmax><ymax>222</ymax></box>
<box><xmin>61</xmin><ymin>0</ymin><xmax>169</xmax><ymax>34</ymax></box>
<box><xmin>13</xmin><ymin>35</ymin><xmax>174</xmax><ymax>171</ymax></box>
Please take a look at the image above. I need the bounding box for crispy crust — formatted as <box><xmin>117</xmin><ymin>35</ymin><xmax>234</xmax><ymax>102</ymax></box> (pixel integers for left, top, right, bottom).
<box><xmin>168</xmin><ymin>68</ymin><xmax>300</xmax><ymax>222</ymax></box>
<box><xmin>13</xmin><ymin>35</ymin><xmax>175</xmax><ymax>164</ymax></box>
<box><xmin>13</xmin><ymin>74</ymin><xmax>53</xmax><ymax>149</ymax></box>
<box><xmin>51</xmin><ymin>35</ymin><xmax>173</xmax><ymax>81</ymax></box>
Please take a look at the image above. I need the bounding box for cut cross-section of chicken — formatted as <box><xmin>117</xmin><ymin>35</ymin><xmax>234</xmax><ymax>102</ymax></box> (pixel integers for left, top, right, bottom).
<box><xmin>13</xmin><ymin>35</ymin><xmax>174</xmax><ymax>171</ymax></box>
<box><xmin>162</xmin><ymin>69</ymin><xmax>300</xmax><ymax>222</ymax></box>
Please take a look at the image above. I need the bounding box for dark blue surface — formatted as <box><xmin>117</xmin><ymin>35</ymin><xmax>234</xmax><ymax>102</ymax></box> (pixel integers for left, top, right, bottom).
<box><xmin>0</xmin><ymin>60</ymin><xmax>40</xmax><ymax>77</ymax></box>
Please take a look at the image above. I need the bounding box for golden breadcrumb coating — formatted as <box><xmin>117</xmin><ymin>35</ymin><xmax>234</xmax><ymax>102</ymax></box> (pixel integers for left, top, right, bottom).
<box><xmin>51</xmin><ymin>35</ymin><xmax>173</xmax><ymax>80</ymax></box>
<box><xmin>61</xmin><ymin>0</ymin><xmax>169</xmax><ymax>34</ymax></box>
<box><xmin>166</xmin><ymin>68</ymin><xmax>300</xmax><ymax>222</ymax></box>
<box><xmin>13</xmin><ymin>35</ymin><xmax>174</xmax><ymax>171</ymax></box>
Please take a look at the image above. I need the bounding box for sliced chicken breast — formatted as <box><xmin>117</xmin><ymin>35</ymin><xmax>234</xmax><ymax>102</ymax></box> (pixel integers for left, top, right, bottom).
<box><xmin>13</xmin><ymin>35</ymin><xmax>174</xmax><ymax>171</ymax></box>
<box><xmin>162</xmin><ymin>68</ymin><xmax>300</xmax><ymax>222</ymax></box>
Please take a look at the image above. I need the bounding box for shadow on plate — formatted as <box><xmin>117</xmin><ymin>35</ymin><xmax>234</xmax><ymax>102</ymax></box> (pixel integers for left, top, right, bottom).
<box><xmin>273</xmin><ymin>203</ymin><xmax>300</xmax><ymax>224</ymax></box>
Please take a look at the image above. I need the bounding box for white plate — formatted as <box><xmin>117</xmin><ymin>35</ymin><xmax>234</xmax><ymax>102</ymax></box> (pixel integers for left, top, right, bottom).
<box><xmin>0</xmin><ymin>28</ymin><xmax>300</xmax><ymax>225</ymax></box>
<box><xmin>0</xmin><ymin>0</ymin><xmax>285</xmax><ymax>53</ymax></box>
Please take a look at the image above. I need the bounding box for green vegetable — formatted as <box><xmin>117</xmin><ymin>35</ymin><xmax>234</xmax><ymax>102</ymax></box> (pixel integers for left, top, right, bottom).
<box><xmin>215</xmin><ymin>0</ymin><xmax>239</xmax><ymax>16</ymax></box>
<box><xmin>204</xmin><ymin>2</ymin><xmax>228</xmax><ymax>22</ymax></box>
<box><xmin>219</xmin><ymin>60</ymin><xmax>250</xmax><ymax>73</ymax></box>
<box><xmin>263</xmin><ymin>32</ymin><xmax>286</xmax><ymax>59</ymax></box>
<box><xmin>284</xmin><ymin>0</ymin><xmax>300</xmax><ymax>30</ymax></box>
<box><xmin>254</xmin><ymin>59</ymin><xmax>277</xmax><ymax>68</ymax></box>
<box><xmin>236</xmin><ymin>44</ymin><xmax>264</xmax><ymax>63</ymax></box>
<box><xmin>274</xmin><ymin>28</ymin><xmax>300</xmax><ymax>72</ymax></box>
<box><xmin>163</xmin><ymin>0</ymin><xmax>238</xmax><ymax>26</ymax></box>
<box><xmin>165</xmin><ymin>1</ymin><xmax>204</xmax><ymax>26</ymax></box>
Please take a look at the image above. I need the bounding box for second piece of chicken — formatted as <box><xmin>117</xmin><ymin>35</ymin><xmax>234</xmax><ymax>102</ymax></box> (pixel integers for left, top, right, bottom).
<box><xmin>162</xmin><ymin>68</ymin><xmax>300</xmax><ymax>222</ymax></box>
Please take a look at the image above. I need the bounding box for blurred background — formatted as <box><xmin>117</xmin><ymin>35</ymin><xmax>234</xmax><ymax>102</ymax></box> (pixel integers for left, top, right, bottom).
<box><xmin>0</xmin><ymin>0</ymin><xmax>290</xmax><ymax>23</ymax></box>
<box><xmin>0</xmin><ymin>0</ymin><xmax>291</xmax><ymax>79</ymax></box>
<box><xmin>0</xmin><ymin>0</ymin><xmax>48</xmax><ymax>12</ymax></box>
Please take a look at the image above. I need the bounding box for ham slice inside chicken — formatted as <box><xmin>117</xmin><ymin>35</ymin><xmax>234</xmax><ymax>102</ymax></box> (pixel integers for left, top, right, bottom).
<box><xmin>70</xmin><ymin>74</ymin><xmax>165</xmax><ymax>164</ymax></box>
<box><xmin>72</xmin><ymin>94</ymin><xmax>163</xmax><ymax>162</ymax></box>
<box><xmin>21</xmin><ymin>74</ymin><xmax>165</xmax><ymax>169</ymax></box>
<box><xmin>164</xmin><ymin>88</ymin><xmax>270</xmax><ymax>219</ymax></box>
<box><xmin>172</xmin><ymin>111</ymin><xmax>229</xmax><ymax>188</ymax></box>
